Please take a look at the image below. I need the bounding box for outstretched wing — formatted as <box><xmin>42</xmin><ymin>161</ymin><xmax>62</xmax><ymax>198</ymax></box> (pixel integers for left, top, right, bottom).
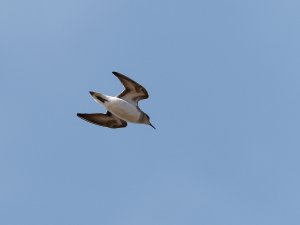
<box><xmin>77</xmin><ymin>111</ymin><xmax>127</xmax><ymax>128</ymax></box>
<box><xmin>112</xmin><ymin>71</ymin><xmax>149</xmax><ymax>106</ymax></box>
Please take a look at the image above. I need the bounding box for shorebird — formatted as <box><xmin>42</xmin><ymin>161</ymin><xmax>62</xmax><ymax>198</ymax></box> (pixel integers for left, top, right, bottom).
<box><xmin>77</xmin><ymin>71</ymin><xmax>155</xmax><ymax>129</ymax></box>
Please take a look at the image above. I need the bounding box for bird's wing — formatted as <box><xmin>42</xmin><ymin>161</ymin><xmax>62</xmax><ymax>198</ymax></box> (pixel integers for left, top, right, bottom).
<box><xmin>112</xmin><ymin>71</ymin><xmax>149</xmax><ymax>106</ymax></box>
<box><xmin>77</xmin><ymin>111</ymin><xmax>127</xmax><ymax>128</ymax></box>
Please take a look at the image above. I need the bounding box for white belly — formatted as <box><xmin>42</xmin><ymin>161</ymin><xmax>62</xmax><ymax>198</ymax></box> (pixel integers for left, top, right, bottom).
<box><xmin>105</xmin><ymin>97</ymin><xmax>141</xmax><ymax>123</ymax></box>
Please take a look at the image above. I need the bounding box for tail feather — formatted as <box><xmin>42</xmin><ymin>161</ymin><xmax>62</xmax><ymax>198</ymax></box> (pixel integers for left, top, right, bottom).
<box><xmin>89</xmin><ymin>91</ymin><xmax>108</xmax><ymax>103</ymax></box>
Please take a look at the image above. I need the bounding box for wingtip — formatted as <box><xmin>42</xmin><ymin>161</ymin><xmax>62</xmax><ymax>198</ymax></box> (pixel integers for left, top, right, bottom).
<box><xmin>112</xmin><ymin>71</ymin><xmax>119</xmax><ymax>76</ymax></box>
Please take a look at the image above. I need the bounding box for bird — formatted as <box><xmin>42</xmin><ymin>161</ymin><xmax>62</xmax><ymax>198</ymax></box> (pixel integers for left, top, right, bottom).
<box><xmin>77</xmin><ymin>71</ymin><xmax>155</xmax><ymax>129</ymax></box>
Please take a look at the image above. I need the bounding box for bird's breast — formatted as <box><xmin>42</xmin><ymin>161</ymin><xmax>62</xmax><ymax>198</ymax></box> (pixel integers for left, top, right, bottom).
<box><xmin>106</xmin><ymin>98</ymin><xmax>141</xmax><ymax>122</ymax></box>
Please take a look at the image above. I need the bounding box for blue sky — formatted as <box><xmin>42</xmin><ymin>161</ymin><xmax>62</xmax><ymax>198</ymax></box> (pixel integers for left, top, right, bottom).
<box><xmin>1</xmin><ymin>0</ymin><xmax>300</xmax><ymax>224</ymax></box>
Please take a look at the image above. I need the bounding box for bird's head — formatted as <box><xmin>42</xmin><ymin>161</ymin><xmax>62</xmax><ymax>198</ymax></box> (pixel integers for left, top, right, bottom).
<box><xmin>141</xmin><ymin>113</ymin><xmax>156</xmax><ymax>129</ymax></box>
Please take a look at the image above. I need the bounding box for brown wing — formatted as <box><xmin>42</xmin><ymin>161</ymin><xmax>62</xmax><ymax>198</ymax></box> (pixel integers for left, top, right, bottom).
<box><xmin>77</xmin><ymin>111</ymin><xmax>127</xmax><ymax>128</ymax></box>
<box><xmin>112</xmin><ymin>71</ymin><xmax>149</xmax><ymax>106</ymax></box>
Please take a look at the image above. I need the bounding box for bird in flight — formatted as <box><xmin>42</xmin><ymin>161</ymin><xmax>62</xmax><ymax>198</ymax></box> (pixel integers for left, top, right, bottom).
<box><xmin>77</xmin><ymin>71</ymin><xmax>155</xmax><ymax>129</ymax></box>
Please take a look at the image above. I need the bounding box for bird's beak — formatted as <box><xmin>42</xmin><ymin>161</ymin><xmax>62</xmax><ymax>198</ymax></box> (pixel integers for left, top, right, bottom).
<box><xmin>149</xmin><ymin>123</ymin><xmax>156</xmax><ymax>129</ymax></box>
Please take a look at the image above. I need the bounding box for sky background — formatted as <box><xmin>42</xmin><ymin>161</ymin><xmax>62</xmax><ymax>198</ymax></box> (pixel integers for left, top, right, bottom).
<box><xmin>1</xmin><ymin>0</ymin><xmax>300</xmax><ymax>224</ymax></box>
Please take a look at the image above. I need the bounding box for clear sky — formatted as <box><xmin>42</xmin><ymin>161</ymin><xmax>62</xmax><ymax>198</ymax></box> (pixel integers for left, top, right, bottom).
<box><xmin>1</xmin><ymin>0</ymin><xmax>300</xmax><ymax>224</ymax></box>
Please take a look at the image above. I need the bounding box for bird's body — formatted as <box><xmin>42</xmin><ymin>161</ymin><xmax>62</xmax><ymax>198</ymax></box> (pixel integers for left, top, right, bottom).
<box><xmin>92</xmin><ymin>93</ymin><xmax>142</xmax><ymax>123</ymax></box>
<box><xmin>77</xmin><ymin>71</ymin><xmax>155</xmax><ymax>129</ymax></box>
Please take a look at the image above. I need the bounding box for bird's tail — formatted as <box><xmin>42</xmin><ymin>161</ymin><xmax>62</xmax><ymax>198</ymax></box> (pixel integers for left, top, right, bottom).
<box><xmin>89</xmin><ymin>91</ymin><xmax>108</xmax><ymax>104</ymax></box>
